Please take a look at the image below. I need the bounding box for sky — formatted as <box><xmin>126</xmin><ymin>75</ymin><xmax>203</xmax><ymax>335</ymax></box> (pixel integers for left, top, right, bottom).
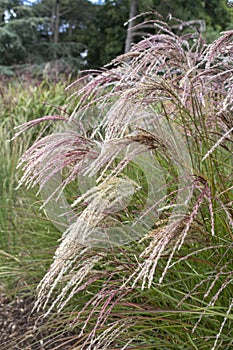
<box><xmin>23</xmin><ymin>0</ymin><xmax>101</xmax><ymax>3</ymax></box>
<box><xmin>23</xmin><ymin>0</ymin><xmax>38</xmax><ymax>3</ymax></box>
<box><xmin>23</xmin><ymin>0</ymin><xmax>233</xmax><ymax>7</ymax></box>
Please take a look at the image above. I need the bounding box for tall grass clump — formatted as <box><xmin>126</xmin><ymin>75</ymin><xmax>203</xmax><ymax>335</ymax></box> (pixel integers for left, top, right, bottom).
<box><xmin>15</xmin><ymin>17</ymin><xmax>233</xmax><ymax>349</ymax></box>
<box><xmin>0</xmin><ymin>80</ymin><xmax>70</xmax><ymax>296</ymax></box>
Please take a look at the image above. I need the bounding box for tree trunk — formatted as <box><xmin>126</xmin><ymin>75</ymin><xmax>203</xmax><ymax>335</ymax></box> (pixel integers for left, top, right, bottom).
<box><xmin>68</xmin><ymin>21</ymin><xmax>72</xmax><ymax>38</ymax></box>
<box><xmin>54</xmin><ymin>0</ymin><xmax>60</xmax><ymax>45</ymax></box>
<box><xmin>53</xmin><ymin>0</ymin><xmax>60</xmax><ymax>60</ymax></box>
<box><xmin>50</xmin><ymin>4</ymin><xmax>55</xmax><ymax>42</ymax></box>
<box><xmin>124</xmin><ymin>0</ymin><xmax>138</xmax><ymax>53</ymax></box>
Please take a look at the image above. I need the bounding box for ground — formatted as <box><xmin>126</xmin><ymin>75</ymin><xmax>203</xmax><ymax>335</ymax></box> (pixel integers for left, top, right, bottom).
<box><xmin>0</xmin><ymin>294</ymin><xmax>77</xmax><ymax>350</ymax></box>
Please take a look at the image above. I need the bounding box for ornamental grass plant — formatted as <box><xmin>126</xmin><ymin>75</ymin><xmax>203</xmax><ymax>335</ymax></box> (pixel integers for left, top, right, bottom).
<box><xmin>3</xmin><ymin>16</ymin><xmax>233</xmax><ymax>350</ymax></box>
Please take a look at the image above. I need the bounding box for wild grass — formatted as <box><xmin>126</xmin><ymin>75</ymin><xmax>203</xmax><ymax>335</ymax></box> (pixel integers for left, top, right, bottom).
<box><xmin>3</xmin><ymin>18</ymin><xmax>233</xmax><ymax>350</ymax></box>
<box><xmin>0</xmin><ymin>80</ymin><xmax>69</xmax><ymax>296</ymax></box>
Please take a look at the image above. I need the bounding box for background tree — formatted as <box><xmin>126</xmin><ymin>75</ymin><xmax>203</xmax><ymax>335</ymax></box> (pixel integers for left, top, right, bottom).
<box><xmin>86</xmin><ymin>0</ymin><xmax>129</xmax><ymax>68</ymax></box>
<box><xmin>204</xmin><ymin>0</ymin><xmax>232</xmax><ymax>30</ymax></box>
<box><xmin>124</xmin><ymin>0</ymin><xmax>138</xmax><ymax>53</ymax></box>
<box><xmin>151</xmin><ymin>0</ymin><xmax>232</xmax><ymax>40</ymax></box>
<box><xmin>0</xmin><ymin>0</ymin><xmax>232</xmax><ymax>74</ymax></box>
<box><xmin>34</xmin><ymin>0</ymin><xmax>95</xmax><ymax>66</ymax></box>
<box><xmin>0</xmin><ymin>0</ymin><xmax>42</xmax><ymax>65</ymax></box>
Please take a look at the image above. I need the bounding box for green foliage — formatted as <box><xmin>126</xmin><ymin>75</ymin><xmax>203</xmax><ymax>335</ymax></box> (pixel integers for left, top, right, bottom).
<box><xmin>87</xmin><ymin>0</ymin><xmax>129</xmax><ymax>67</ymax></box>
<box><xmin>151</xmin><ymin>0</ymin><xmax>233</xmax><ymax>30</ymax></box>
<box><xmin>204</xmin><ymin>0</ymin><xmax>233</xmax><ymax>30</ymax></box>
<box><xmin>0</xmin><ymin>0</ymin><xmax>96</xmax><ymax>69</ymax></box>
<box><xmin>149</xmin><ymin>0</ymin><xmax>233</xmax><ymax>44</ymax></box>
<box><xmin>153</xmin><ymin>0</ymin><xmax>205</xmax><ymax>21</ymax></box>
<box><xmin>0</xmin><ymin>27</ymin><xmax>24</xmax><ymax>64</ymax></box>
<box><xmin>0</xmin><ymin>0</ymin><xmax>232</xmax><ymax>70</ymax></box>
